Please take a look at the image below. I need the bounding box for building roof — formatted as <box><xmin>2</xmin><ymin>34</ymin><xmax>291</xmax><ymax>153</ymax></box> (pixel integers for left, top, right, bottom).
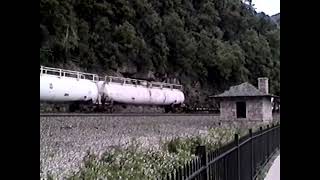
<box><xmin>210</xmin><ymin>82</ymin><xmax>278</xmax><ymax>98</ymax></box>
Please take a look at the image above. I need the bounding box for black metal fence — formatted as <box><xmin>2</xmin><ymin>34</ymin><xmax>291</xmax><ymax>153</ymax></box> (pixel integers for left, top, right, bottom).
<box><xmin>161</xmin><ymin>123</ymin><xmax>280</xmax><ymax>180</ymax></box>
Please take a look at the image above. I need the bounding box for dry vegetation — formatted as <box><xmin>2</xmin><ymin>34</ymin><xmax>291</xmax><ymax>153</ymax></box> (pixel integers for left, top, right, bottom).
<box><xmin>40</xmin><ymin>115</ymin><xmax>278</xmax><ymax>179</ymax></box>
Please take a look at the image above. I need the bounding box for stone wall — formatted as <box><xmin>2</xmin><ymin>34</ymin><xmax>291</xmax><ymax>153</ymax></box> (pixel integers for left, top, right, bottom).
<box><xmin>219</xmin><ymin>97</ymin><xmax>272</xmax><ymax>121</ymax></box>
<box><xmin>220</xmin><ymin>100</ymin><xmax>236</xmax><ymax>120</ymax></box>
<box><xmin>246</xmin><ymin>98</ymin><xmax>263</xmax><ymax>121</ymax></box>
<box><xmin>262</xmin><ymin>97</ymin><xmax>273</xmax><ymax>121</ymax></box>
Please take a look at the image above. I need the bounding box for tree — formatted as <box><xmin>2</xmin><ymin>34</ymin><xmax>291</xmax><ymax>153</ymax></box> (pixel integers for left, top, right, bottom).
<box><xmin>40</xmin><ymin>0</ymin><xmax>280</xmax><ymax>101</ymax></box>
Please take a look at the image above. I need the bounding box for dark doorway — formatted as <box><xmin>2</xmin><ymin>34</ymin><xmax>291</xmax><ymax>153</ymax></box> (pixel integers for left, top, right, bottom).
<box><xmin>236</xmin><ymin>101</ymin><xmax>246</xmax><ymax>118</ymax></box>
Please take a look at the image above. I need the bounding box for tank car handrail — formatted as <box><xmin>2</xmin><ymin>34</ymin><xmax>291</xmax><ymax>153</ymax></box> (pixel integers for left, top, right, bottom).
<box><xmin>104</xmin><ymin>75</ymin><xmax>148</xmax><ymax>87</ymax></box>
<box><xmin>40</xmin><ymin>66</ymin><xmax>99</xmax><ymax>82</ymax></box>
<box><xmin>150</xmin><ymin>81</ymin><xmax>183</xmax><ymax>90</ymax></box>
<box><xmin>40</xmin><ymin>66</ymin><xmax>98</xmax><ymax>76</ymax></box>
<box><xmin>104</xmin><ymin>75</ymin><xmax>183</xmax><ymax>90</ymax></box>
<box><xmin>40</xmin><ymin>66</ymin><xmax>183</xmax><ymax>89</ymax></box>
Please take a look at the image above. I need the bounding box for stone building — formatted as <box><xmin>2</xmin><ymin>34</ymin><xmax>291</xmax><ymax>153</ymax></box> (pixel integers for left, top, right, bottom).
<box><xmin>211</xmin><ymin>78</ymin><xmax>278</xmax><ymax>121</ymax></box>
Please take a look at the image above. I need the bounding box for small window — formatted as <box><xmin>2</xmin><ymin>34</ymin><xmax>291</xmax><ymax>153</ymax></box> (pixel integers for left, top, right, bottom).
<box><xmin>236</xmin><ymin>101</ymin><xmax>246</xmax><ymax>118</ymax></box>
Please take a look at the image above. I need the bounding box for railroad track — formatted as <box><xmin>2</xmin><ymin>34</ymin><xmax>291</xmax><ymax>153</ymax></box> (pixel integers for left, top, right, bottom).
<box><xmin>40</xmin><ymin>113</ymin><xmax>220</xmax><ymax>117</ymax></box>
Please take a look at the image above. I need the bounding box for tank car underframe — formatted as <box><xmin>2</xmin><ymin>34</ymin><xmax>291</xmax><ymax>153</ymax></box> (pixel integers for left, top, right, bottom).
<box><xmin>65</xmin><ymin>100</ymin><xmax>185</xmax><ymax>113</ymax></box>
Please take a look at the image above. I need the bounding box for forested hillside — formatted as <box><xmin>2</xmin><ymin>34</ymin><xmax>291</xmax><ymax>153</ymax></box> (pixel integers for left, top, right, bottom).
<box><xmin>271</xmin><ymin>13</ymin><xmax>280</xmax><ymax>26</ymax></box>
<box><xmin>40</xmin><ymin>0</ymin><xmax>280</xmax><ymax>105</ymax></box>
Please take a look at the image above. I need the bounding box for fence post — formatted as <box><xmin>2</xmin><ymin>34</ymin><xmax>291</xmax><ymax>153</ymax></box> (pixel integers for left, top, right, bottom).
<box><xmin>249</xmin><ymin>129</ymin><xmax>254</xmax><ymax>180</ymax></box>
<box><xmin>235</xmin><ymin>134</ymin><xmax>241</xmax><ymax>180</ymax></box>
<box><xmin>196</xmin><ymin>145</ymin><xmax>209</xmax><ymax>180</ymax></box>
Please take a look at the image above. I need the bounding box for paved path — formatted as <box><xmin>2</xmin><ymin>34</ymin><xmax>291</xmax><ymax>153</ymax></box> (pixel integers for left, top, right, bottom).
<box><xmin>265</xmin><ymin>155</ymin><xmax>280</xmax><ymax>180</ymax></box>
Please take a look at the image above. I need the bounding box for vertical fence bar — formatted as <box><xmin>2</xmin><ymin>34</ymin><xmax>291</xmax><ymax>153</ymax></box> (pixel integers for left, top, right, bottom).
<box><xmin>192</xmin><ymin>159</ymin><xmax>195</xmax><ymax>178</ymax></box>
<box><xmin>196</xmin><ymin>146</ymin><xmax>209</xmax><ymax>180</ymax></box>
<box><xmin>235</xmin><ymin>134</ymin><xmax>240</xmax><ymax>180</ymax></box>
<box><xmin>209</xmin><ymin>153</ymin><xmax>212</xmax><ymax>179</ymax></box>
<box><xmin>186</xmin><ymin>162</ymin><xmax>189</xmax><ymax>178</ymax></box>
<box><xmin>217</xmin><ymin>151</ymin><xmax>220</xmax><ymax>180</ymax></box>
<box><xmin>197</xmin><ymin>158</ymin><xmax>200</xmax><ymax>180</ymax></box>
<box><xmin>249</xmin><ymin>129</ymin><xmax>254</xmax><ymax>180</ymax></box>
<box><xmin>271</xmin><ymin>125</ymin><xmax>274</xmax><ymax>154</ymax></box>
<box><xmin>272</xmin><ymin>125</ymin><xmax>274</xmax><ymax>153</ymax></box>
<box><xmin>178</xmin><ymin>167</ymin><xmax>182</xmax><ymax>180</ymax></box>
<box><xmin>262</xmin><ymin>127</ymin><xmax>265</xmax><ymax>160</ymax></box>
<box><xmin>184</xmin><ymin>165</ymin><xmax>187</xmax><ymax>180</ymax></box>
<box><xmin>266</xmin><ymin>125</ymin><xmax>270</xmax><ymax>158</ymax></box>
<box><xmin>224</xmin><ymin>156</ymin><xmax>227</xmax><ymax>180</ymax></box>
<box><xmin>213</xmin><ymin>153</ymin><xmax>216</xmax><ymax>180</ymax></box>
<box><xmin>213</xmin><ymin>153</ymin><xmax>215</xmax><ymax>180</ymax></box>
<box><xmin>175</xmin><ymin>167</ymin><xmax>179</xmax><ymax>180</ymax></box>
<box><xmin>171</xmin><ymin>171</ymin><xmax>175</xmax><ymax>180</ymax></box>
<box><xmin>195</xmin><ymin>159</ymin><xmax>198</xmax><ymax>180</ymax></box>
<box><xmin>278</xmin><ymin>124</ymin><xmax>280</xmax><ymax>150</ymax></box>
<box><xmin>276</xmin><ymin>125</ymin><xmax>278</xmax><ymax>149</ymax></box>
<box><xmin>259</xmin><ymin>127</ymin><xmax>263</xmax><ymax>167</ymax></box>
<box><xmin>261</xmin><ymin>127</ymin><xmax>264</xmax><ymax>163</ymax></box>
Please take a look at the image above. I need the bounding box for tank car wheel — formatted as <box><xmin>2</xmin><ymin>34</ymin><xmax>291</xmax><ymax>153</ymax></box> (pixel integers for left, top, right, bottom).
<box><xmin>164</xmin><ymin>106</ymin><xmax>171</xmax><ymax>113</ymax></box>
<box><xmin>53</xmin><ymin>105</ymin><xmax>61</xmax><ymax>112</ymax></box>
<box><xmin>175</xmin><ymin>107</ymin><xmax>184</xmax><ymax>113</ymax></box>
<box><xmin>94</xmin><ymin>105</ymin><xmax>101</xmax><ymax>113</ymax></box>
<box><xmin>69</xmin><ymin>103</ymin><xmax>77</xmax><ymax>112</ymax></box>
<box><xmin>79</xmin><ymin>104</ymin><xmax>85</xmax><ymax>113</ymax></box>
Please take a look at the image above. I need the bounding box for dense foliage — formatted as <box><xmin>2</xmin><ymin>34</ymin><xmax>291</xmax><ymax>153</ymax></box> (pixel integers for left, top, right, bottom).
<box><xmin>40</xmin><ymin>0</ymin><xmax>280</xmax><ymax>104</ymax></box>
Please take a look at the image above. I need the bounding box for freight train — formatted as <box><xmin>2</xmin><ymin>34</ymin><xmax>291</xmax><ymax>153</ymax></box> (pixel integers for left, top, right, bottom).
<box><xmin>40</xmin><ymin>66</ymin><xmax>193</xmax><ymax>113</ymax></box>
<box><xmin>41</xmin><ymin>66</ymin><xmax>280</xmax><ymax>114</ymax></box>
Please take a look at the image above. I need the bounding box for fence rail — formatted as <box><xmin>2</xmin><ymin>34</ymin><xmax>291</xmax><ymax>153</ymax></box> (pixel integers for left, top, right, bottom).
<box><xmin>161</xmin><ymin>123</ymin><xmax>280</xmax><ymax>180</ymax></box>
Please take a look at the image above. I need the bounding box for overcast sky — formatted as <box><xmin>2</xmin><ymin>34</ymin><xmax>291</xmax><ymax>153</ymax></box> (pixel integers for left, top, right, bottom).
<box><xmin>252</xmin><ymin>0</ymin><xmax>280</xmax><ymax>16</ymax></box>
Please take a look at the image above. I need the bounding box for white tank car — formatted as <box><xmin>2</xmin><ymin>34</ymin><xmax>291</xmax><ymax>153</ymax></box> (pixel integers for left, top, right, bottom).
<box><xmin>40</xmin><ymin>66</ymin><xmax>185</xmax><ymax>107</ymax></box>
<box><xmin>97</xmin><ymin>82</ymin><xmax>151</xmax><ymax>104</ymax></box>
<box><xmin>40</xmin><ymin>66</ymin><xmax>99</xmax><ymax>103</ymax></box>
<box><xmin>163</xmin><ymin>88</ymin><xmax>185</xmax><ymax>104</ymax></box>
<box><xmin>97</xmin><ymin>77</ymin><xmax>185</xmax><ymax>105</ymax></box>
